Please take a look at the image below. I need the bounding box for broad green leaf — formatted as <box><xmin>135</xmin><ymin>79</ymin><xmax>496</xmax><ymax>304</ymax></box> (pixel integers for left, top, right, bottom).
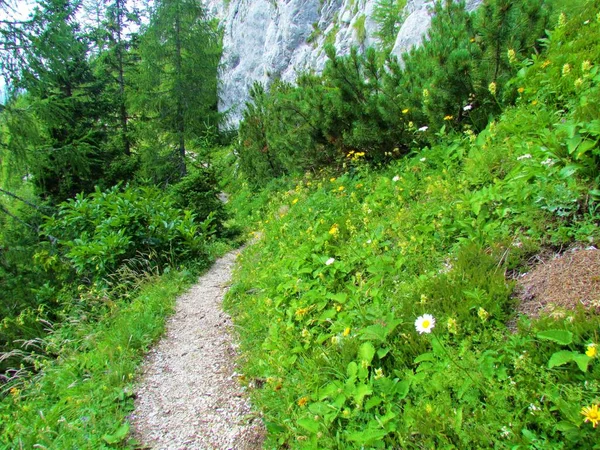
<box><xmin>365</xmin><ymin>395</ymin><xmax>383</xmax><ymax>410</ymax></box>
<box><xmin>297</xmin><ymin>417</ymin><xmax>320</xmax><ymax>434</ymax></box>
<box><xmin>573</xmin><ymin>354</ymin><xmax>591</xmax><ymax>372</ymax></box>
<box><xmin>265</xmin><ymin>421</ymin><xmax>286</xmax><ymax>434</ymax></box>
<box><xmin>548</xmin><ymin>350</ymin><xmax>575</xmax><ymax>369</ymax></box>
<box><xmin>359</xmin><ymin>341</ymin><xmax>376</xmax><ymax>364</ymax></box>
<box><xmin>414</xmin><ymin>352</ymin><xmax>435</xmax><ymax>364</ymax></box>
<box><xmin>353</xmin><ymin>383</ymin><xmax>373</xmax><ymax>405</ymax></box>
<box><xmin>537</xmin><ymin>329</ymin><xmax>573</xmax><ymax>345</ymax></box>
<box><xmin>396</xmin><ymin>379</ymin><xmax>411</xmax><ymax>399</ymax></box>
<box><xmin>359</xmin><ymin>324</ymin><xmax>388</xmax><ymax>342</ymax></box>
<box><xmin>377</xmin><ymin>347</ymin><xmax>390</xmax><ymax>359</ymax></box>
<box><xmin>326</xmin><ymin>292</ymin><xmax>348</xmax><ymax>303</ymax></box>
<box><xmin>347</xmin><ymin>361</ymin><xmax>358</xmax><ymax>379</ymax></box>
<box><xmin>102</xmin><ymin>422</ymin><xmax>130</xmax><ymax>445</ymax></box>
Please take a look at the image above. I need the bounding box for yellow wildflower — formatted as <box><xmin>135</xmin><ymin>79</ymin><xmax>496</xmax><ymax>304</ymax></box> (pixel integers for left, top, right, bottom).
<box><xmin>582</xmin><ymin>404</ymin><xmax>600</xmax><ymax>427</ymax></box>
<box><xmin>582</xmin><ymin>60</ymin><xmax>592</xmax><ymax>72</ymax></box>
<box><xmin>488</xmin><ymin>82</ymin><xmax>497</xmax><ymax>96</ymax></box>
<box><xmin>402</xmin><ymin>108</ymin><xmax>409</xmax><ymax>114</ymax></box>
<box><xmin>338</xmin><ymin>186</ymin><xmax>345</xmax><ymax>191</ymax></box>
<box><xmin>330</xmin><ymin>177</ymin><xmax>336</xmax><ymax>182</ymax></box>
<box><xmin>329</xmin><ymin>224</ymin><xmax>339</xmax><ymax>236</ymax></box>
<box><xmin>586</xmin><ymin>343</ymin><xmax>597</xmax><ymax>358</ymax></box>
<box><xmin>507</xmin><ymin>48</ymin><xmax>516</xmax><ymax>64</ymax></box>
<box><xmin>292</xmin><ymin>198</ymin><xmax>299</xmax><ymax>205</ymax></box>
<box><xmin>343</xmin><ymin>327</ymin><xmax>351</xmax><ymax>336</ymax></box>
<box><xmin>298</xmin><ymin>397</ymin><xmax>309</xmax><ymax>407</ymax></box>
<box><xmin>562</xmin><ymin>63</ymin><xmax>571</xmax><ymax>76</ymax></box>
<box><xmin>517</xmin><ymin>87</ymin><xmax>525</xmax><ymax>94</ymax></box>
<box><xmin>443</xmin><ymin>115</ymin><xmax>453</xmax><ymax>121</ymax></box>
<box><xmin>422</xmin><ymin>89</ymin><xmax>429</xmax><ymax>98</ymax></box>
<box><xmin>295</xmin><ymin>307</ymin><xmax>309</xmax><ymax>317</ymax></box>
<box><xmin>541</xmin><ymin>60</ymin><xmax>551</xmax><ymax>69</ymax></box>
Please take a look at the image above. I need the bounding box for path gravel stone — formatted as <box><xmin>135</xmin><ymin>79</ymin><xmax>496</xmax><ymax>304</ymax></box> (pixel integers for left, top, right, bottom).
<box><xmin>131</xmin><ymin>250</ymin><xmax>265</xmax><ymax>449</ymax></box>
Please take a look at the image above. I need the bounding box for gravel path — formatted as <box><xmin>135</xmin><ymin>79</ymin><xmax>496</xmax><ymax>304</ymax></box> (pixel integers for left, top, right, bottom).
<box><xmin>131</xmin><ymin>250</ymin><xmax>265</xmax><ymax>449</ymax></box>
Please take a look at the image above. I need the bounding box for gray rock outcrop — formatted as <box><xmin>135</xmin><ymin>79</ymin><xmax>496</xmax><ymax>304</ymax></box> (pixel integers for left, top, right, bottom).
<box><xmin>204</xmin><ymin>0</ymin><xmax>482</xmax><ymax>125</ymax></box>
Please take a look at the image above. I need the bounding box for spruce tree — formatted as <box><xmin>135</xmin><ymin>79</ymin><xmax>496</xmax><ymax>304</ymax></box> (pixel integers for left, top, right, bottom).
<box><xmin>14</xmin><ymin>0</ymin><xmax>113</xmax><ymax>201</ymax></box>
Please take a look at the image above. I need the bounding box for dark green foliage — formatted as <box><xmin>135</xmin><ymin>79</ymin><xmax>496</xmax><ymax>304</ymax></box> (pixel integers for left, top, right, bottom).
<box><xmin>238</xmin><ymin>0</ymin><xmax>554</xmax><ymax>185</ymax></box>
<box><xmin>16</xmin><ymin>0</ymin><xmax>114</xmax><ymax>202</ymax></box>
<box><xmin>169</xmin><ymin>168</ymin><xmax>228</xmax><ymax>236</ymax></box>
<box><xmin>42</xmin><ymin>185</ymin><xmax>214</xmax><ymax>282</ymax></box>
<box><xmin>238</xmin><ymin>46</ymin><xmax>412</xmax><ymax>186</ymax></box>
<box><xmin>131</xmin><ymin>0</ymin><xmax>222</xmax><ymax>181</ymax></box>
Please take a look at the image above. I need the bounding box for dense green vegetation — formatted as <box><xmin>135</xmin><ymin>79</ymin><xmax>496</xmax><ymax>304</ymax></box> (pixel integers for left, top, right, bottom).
<box><xmin>2</xmin><ymin>0</ymin><xmax>600</xmax><ymax>447</ymax></box>
<box><xmin>224</xmin><ymin>0</ymin><xmax>600</xmax><ymax>448</ymax></box>
<box><xmin>0</xmin><ymin>0</ymin><xmax>232</xmax><ymax>446</ymax></box>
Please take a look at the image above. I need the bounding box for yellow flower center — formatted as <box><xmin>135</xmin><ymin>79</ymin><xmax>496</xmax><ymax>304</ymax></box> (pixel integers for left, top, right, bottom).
<box><xmin>422</xmin><ymin>320</ymin><xmax>431</xmax><ymax>329</ymax></box>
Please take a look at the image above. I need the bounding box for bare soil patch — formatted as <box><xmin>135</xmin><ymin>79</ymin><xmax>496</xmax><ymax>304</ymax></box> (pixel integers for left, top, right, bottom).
<box><xmin>514</xmin><ymin>247</ymin><xmax>600</xmax><ymax>318</ymax></box>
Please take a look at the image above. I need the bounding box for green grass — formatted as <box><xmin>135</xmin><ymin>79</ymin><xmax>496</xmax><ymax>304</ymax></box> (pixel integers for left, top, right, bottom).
<box><xmin>224</xmin><ymin>4</ymin><xmax>600</xmax><ymax>448</ymax></box>
<box><xmin>0</xmin><ymin>269</ymin><xmax>194</xmax><ymax>448</ymax></box>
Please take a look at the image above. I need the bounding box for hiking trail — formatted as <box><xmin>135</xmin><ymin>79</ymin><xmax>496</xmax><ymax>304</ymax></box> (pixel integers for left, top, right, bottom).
<box><xmin>131</xmin><ymin>249</ymin><xmax>264</xmax><ymax>449</ymax></box>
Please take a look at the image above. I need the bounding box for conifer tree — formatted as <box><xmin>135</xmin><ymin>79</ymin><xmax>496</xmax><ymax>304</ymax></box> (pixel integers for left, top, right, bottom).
<box><xmin>14</xmin><ymin>0</ymin><xmax>113</xmax><ymax>201</ymax></box>
<box><xmin>132</xmin><ymin>0</ymin><xmax>221</xmax><ymax>182</ymax></box>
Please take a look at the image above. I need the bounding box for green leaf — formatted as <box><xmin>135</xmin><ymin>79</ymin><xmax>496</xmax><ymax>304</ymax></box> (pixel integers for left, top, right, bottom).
<box><xmin>548</xmin><ymin>350</ymin><xmax>575</xmax><ymax>369</ymax></box>
<box><xmin>573</xmin><ymin>354</ymin><xmax>591</xmax><ymax>372</ymax></box>
<box><xmin>353</xmin><ymin>383</ymin><xmax>373</xmax><ymax>406</ymax></box>
<box><xmin>537</xmin><ymin>329</ymin><xmax>573</xmax><ymax>345</ymax></box>
<box><xmin>346</xmin><ymin>428</ymin><xmax>388</xmax><ymax>444</ymax></box>
<box><xmin>297</xmin><ymin>417</ymin><xmax>320</xmax><ymax>434</ymax></box>
<box><xmin>102</xmin><ymin>422</ymin><xmax>130</xmax><ymax>445</ymax></box>
<box><xmin>265</xmin><ymin>421</ymin><xmax>286</xmax><ymax>434</ymax></box>
<box><xmin>365</xmin><ymin>395</ymin><xmax>383</xmax><ymax>410</ymax></box>
<box><xmin>359</xmin><ymin>342</ymin><xmax>376</xmax><ymax>364</ymax></box>
<box><xmin>326</xmin><ymin>292</ymin><xmax>348</xmax><ymax>303</ymax></box>
<box><xmin>396</xmin><ymin>379</ymin><xmax>411</xmax><ymax>400</ymax></box>
<box><xmin>414</xmin><ymin>352</ymin><xmax>435</xmax><ymax>364</ymax></box>
<box><xmin>347</xmin><ymin>361</ymin><xmax>358</xmax><ymax>379</ymax></box>
<box><xmin>377</xmin><ymin>347</ymin><xmax>390</xmax><ymax>359</ymax></box>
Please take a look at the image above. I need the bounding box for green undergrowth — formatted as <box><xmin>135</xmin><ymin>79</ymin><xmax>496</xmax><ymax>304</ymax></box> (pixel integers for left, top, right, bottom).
<box><xmin>0</xmin><ymin>261</ymin><xmax>223</xmax><ymax>448</ymax></box>
<box><xmin>225</xmin><ymin>5</ymin><xmax>600</xmax><ymax>448</ymax></box>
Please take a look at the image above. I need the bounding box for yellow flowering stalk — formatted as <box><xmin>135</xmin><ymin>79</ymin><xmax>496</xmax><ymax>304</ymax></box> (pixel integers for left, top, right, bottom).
<box><xmin>507</xmin><ymin>48</ymin><xmax>516</xmax><ymax>64</ymax></box>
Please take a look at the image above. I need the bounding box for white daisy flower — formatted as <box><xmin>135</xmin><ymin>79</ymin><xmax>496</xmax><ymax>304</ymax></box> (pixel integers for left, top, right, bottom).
<box><xmin>415</xmin><ymin>314</ymin><xmax>435</xmax><ymax>334</ymax></box>
<box><xmin>325</xmin><ymin>257</ymin><xmax>335</xmax><ymax>266</ymax></box>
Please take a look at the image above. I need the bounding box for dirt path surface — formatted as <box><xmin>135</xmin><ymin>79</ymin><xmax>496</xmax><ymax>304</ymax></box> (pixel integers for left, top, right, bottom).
<box><xmin>131</xmin><ymin>250</ymin><xmax>264</xmax><ymax>449</ymax></box>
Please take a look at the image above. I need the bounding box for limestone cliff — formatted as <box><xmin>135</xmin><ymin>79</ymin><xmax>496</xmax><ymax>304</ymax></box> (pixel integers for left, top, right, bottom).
<box><xmin>203</xmin><ymin>0</ymin><xmax>482</xmax><ymax>124</ymax></box>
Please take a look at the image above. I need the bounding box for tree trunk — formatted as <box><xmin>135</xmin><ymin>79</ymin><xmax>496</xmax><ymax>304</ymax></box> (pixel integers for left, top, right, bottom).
<box><xmin>174</xmin><ymin>4</ymin><xmax>186</xmax><ymax>177</ymax></box>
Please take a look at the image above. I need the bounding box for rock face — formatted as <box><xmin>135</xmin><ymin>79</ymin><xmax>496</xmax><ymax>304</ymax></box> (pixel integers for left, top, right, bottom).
<box><xmin>203</xmin><ymin>0</ymin><xmax>482</xmax><ymax>125</ymax></box>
